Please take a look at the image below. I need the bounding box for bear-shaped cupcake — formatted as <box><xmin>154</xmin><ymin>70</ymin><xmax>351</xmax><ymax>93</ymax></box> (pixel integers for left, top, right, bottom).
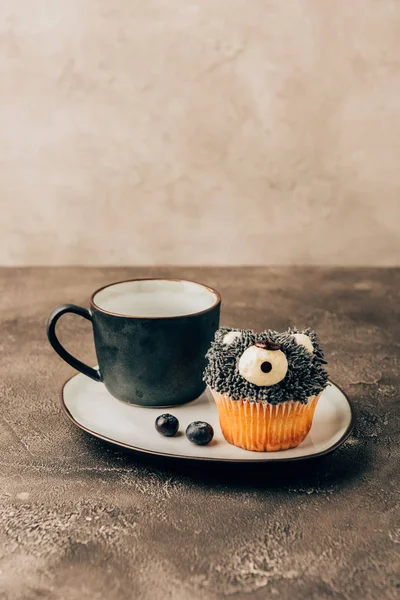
<box><xmin>203</xmin><ymin>328</ymin><xmax>328</xmax><ymax>451</ymax></box>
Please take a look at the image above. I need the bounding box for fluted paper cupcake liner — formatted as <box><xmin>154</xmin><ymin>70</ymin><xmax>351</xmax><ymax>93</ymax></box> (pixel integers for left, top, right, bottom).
<box><xmin>212</xmin><ymin>390</ymin><xmax>321</xmax><ymax>452</ymax></box>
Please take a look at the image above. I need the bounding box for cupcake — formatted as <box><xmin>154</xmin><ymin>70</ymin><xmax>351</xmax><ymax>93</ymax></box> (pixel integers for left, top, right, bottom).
<box><xmin>204</xmin><ymin>328</ymin><xmax>328</xmax><ymax>451</ymax></box>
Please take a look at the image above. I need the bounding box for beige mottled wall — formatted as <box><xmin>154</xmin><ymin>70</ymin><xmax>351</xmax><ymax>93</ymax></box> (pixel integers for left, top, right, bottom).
<box><xmin>0</xmin><ymin>0</ymin><xmax>399</xmax><ymax>266</ymax></box>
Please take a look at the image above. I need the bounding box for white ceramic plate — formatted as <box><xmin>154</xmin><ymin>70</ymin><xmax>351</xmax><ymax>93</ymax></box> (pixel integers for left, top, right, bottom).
<box><xmin>61</xmin><ymin>373</ymin><xmax>353</xmax><ymax>462</ymax></box>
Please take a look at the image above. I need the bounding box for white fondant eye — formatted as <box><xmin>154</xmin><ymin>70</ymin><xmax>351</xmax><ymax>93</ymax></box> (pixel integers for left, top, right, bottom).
<box><xmin>293</xmin><ymin>333</ymin><xmax>314</xmax><ymax>354</ymax></box>
<box><xmin>238</xmin><ymin>345</ymin><xmax>288</xmax><ymax>386</ymax></box>
<box><xmin>222</xmin><ymin>331</ymin><xmax>242</xmax><ymax>345</ymax></box>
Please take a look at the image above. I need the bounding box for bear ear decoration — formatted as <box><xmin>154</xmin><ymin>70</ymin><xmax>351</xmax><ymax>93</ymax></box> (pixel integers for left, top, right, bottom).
<box><xmin>293</xmin><ymin>332</ymin><xmax>314</xmax><ymax>354</ymax></box>
<box><xmin>222</xmin><ymin>331</ymin><xmax>242</xmax><ymax>345</ymax></box>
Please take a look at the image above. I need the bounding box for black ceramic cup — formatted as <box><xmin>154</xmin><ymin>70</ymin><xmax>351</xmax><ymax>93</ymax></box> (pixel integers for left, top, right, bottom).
<box><xmin>47</xmin><ymin>278</ymin><xmax>221</xmax><ymax>407</ymax></box>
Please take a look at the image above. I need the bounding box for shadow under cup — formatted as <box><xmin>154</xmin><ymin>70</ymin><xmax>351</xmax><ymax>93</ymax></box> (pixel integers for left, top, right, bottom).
<box><xmin>47</xmin><ymin>279</ymin><xmax>221</xmax><ymax>407</ymax></box>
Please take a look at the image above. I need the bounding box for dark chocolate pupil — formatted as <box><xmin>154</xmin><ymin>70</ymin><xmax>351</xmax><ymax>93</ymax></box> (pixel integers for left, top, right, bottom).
<box><xmin>260</xmin><ymin>361</ymin><xmax>272</xmax><ymax>373</ymax></box>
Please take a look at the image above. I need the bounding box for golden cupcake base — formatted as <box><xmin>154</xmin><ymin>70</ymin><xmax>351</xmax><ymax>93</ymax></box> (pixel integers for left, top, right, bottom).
<box><xmin>212</xmin><ymin>391</ymin><xmax>321</xmax><ymax>452</ymax></box>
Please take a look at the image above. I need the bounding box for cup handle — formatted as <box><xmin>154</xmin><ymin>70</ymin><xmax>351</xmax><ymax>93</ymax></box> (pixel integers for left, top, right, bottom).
<box><xmin>46</xmin><ymin>304</ymin><xmax>102</xmax><ymax>382</ymax></box>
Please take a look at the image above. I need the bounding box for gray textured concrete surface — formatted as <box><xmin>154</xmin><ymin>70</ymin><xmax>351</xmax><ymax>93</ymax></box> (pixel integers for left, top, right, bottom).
<box><xmin>0</xmin><ymin>267</ymin><xmax>399</xmax><ymax>600</ymax></box>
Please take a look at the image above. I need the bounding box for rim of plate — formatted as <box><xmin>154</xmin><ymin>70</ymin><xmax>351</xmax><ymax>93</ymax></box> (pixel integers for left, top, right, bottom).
<box><xmin>60</xmin><ymin>376</ymin><xmax>355</xmax><ymax>463</ymax></box>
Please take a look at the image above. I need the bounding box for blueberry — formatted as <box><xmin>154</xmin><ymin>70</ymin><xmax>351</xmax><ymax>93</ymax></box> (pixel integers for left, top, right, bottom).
<box><xmin>155</xmin><ymin>414</ymin><xmax>179</xmax><ymax>437</ymax></box>
<box><xmin>186</xmin><ymin>421</ymin><xmax>214</xmax><ymax>446</ymax></box>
